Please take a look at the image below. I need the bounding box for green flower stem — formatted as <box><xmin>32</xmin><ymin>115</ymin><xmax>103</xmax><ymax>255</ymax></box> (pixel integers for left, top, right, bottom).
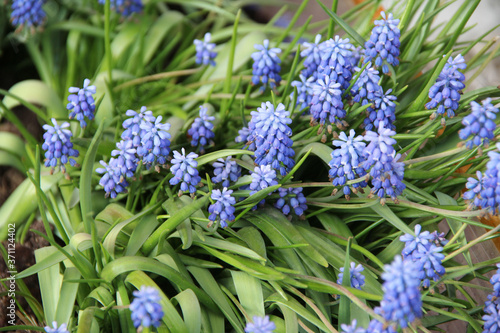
<box><xmin>114</xmin><ymin>68</ymin><xmax>201</xmax><ymax>91</ymax></box>
<box><xmin>443</xmin><ymin>222</ymin><xmax>468</xmax><ymax>251</ymax></box>
<box><xmin>104</xmin><ymin>0</ymin><xmax>112</xmax><ymax>83</ymax></box>
<box><xmin>327</xmin><ymin>0</ymin><xmax>338</xmax><ymax>39</ymax></box>
<box><xmin>403</xmin><ymin>147</ymin><xmax>467</xmax><ymax>166</ymax></box>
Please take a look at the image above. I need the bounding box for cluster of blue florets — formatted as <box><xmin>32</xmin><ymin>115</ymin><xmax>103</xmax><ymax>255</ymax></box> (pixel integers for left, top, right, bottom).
<box><xmin>350</xmin><ymin>64</ymin><xmax>381</xmax><ymax>105</ymax></box>
<box><xmin>130</xmin><ymin>286</ymin><xmax>164</xmax><ymax>329</ymax></box>
<box><xmin>44</xmin><ymin>322</ymin><xmax>69</xmax><ymax>333</ymax></box>
<box><xmin>208</xmin><ymin>188</ymin><xmax>236</xmax><ymax>228</ymax></box>
<box><xmin>98</xmin><ymin>0</ymin><xmax>143</xmax><ymax>17</ymax></box>
<box><xmin>10</xmin><ymin>0</ymin><xmax>46</xmax><ymax>30</ymax></box>
<box><xmin>364</xmin><ymin>12</ymin><xmax>401</xmax><ymax>74</ymax></box>
<box><xmin>169</xmin><ymin>148</ymin><xmax>201</xmax><ymax>196</ymax></box>
<box><xmin>425</xmin><ymin>54</ymin><xmax>466</xmax><ymax>123</ymax></box>
<box><xmin>251</xmin><ymin>40</ymin><xmax>282</xmax><ymax>90</ymax></box>
<box><xmin>459</xmin><ymin>98</ymin><xmax>499</xmax><ymax>149</ymax></box>
<box><xmin>310</xmin><ymin>74</ymin><xmax>346</xmax><ymax>127</ymax></box>
<box><xmin>42</xmin><ymin>118</ymin><xmax>80</xmax><ymax>174</ymax></box>
<box><xmin>364</xmin><ymin>89</ymin><xmax>397</xmax><ymax>131</ymax></box>
<box><xmin>245</xmin><ymin>316</ymin><xmax>276</xmax><ymax>333</ymax></box>
<box><xmin>67</xmin><ymin>79</ymin><xmax>96</xmax><ymax>128</ymax></box>
<box><xmin>291</xmin><ymin>74</ymin><xmax>315</xmax><ymax>111</ymax></box>
<box><xmin>212</xmin><ymin>156</ymin><xmax>241</xmax><ymax>188</ymax></box>
<box><xmin>300</xmin><ymin>34</ymin><xmax>322</xmax><ymax>78</ymax></box>
<box><xmin>274</xmin><ymin>187</ymin><xmax>308</xmax><ymax>217</ymax></box>
<box><xmin>483</xmin><ymin>264</ymin><xmax>500</xmax><ymax>332</ymax></box>
<box><xmin>400</xmin><ymin>224</ymin><xmax>447</xmax><ymax>288</ymax></box>
<box><xmin>194</xmin><ymin>33</ymin><xmax>217</xmax><ymax>66</ymax></box>
<box><xmin>188</xmin><ymin>106</ymin><xmax>215</xmax><ymax>151</ymax></box>
<box><xmin>249</xmin><ymin>165</ymin><xmax>279</xmax><ymax>206</ymax></box>
<box><xmin>337</xmin><ymin>262</ymin><xmax>365</xmax><ymax>290</ymax></box>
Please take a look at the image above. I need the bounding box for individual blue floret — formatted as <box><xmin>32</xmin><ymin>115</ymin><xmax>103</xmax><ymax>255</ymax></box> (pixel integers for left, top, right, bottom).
<box><xmin>98</xmin><ymin>0</ymin><xmax>143</xmax><ymax>17</ymax></box>
<box><xmin>329</xmin><ymin>129</ymin><xmax>368</xmax><ymax>198</ymax></box>
<box><xmin>208</xmin><ymin>188</ymin><xmax>236</xmax><ymax>228</ymax></box>
<box><xmin>169</xmin><ymin>148</ymin><xmax>201</xmax><ymax>195</ymax></box>
<box><xmin>188</xmin><ymin>106</ymin><xmax>215</xmax><ymax>151</ymax></box>
<box><xmin>248</xmin><ymin>102</ymin><xmax>295</xmax><ymax>176</ymax></box>
<box><xmin>10</xmin><ymin>0</ymin><xmax>46</xmax><ymax>30</ymax></box>
<box><xmin>194</xmin><ymin>33</ymin><xmax>217</xmax><ymax>66</ymax></box>
<box><xmin>425</xmin><ymin>54</ymin><xmax>466</xmax><ymax>123</ymax></box>
<box><xmin>338</xmin><ymin>262</ymin><xmax>365</xmax><ymax>290</ymax></box>
<box><xmin>380</xmin><ymin>256</ymin><xmax>422</xmax><ymax>329</ymax></box>
<box><xmin>42</xmin><ymin>118</ymin><xmax>79</xmax><ymax>174</ymax></box>
<box><xmin>340</xmin><ymin>319</ymin><xmax>366</xmax><ymax>333</ymax></box>
<box><xmin>363</xmin><ymin>89</ymin><xmax>397</xmax><ymax>131</ymax></box>
<box><xmin>459</xmin><ymin>98</ymin><xmax>499</xmax><ymax>149</ymax></box>
<box><xmin>351</xmin><ymin>64</ymin><xmax>382</xmax><ymax>104</ymax></box>
<box><xmin>245</xmin><ymin>316</ymin><xmax>276</xmax><ymax>333</ymax></box>
<box><xmin>364</xmin><ymin>12</ymin><xmax>401</xmax><ymax>74</ymax></box>
<box><xmin>310</xmin><ymin>73</ymin><xmax>346</xmax><ymax>127</ymax></box>
<box><xmin>290</xmin><ymin>74</ymin><xmax>315</xmax><ymax>111</ymax></box>
<box><xmin>130</xmin><ymin>286</ymin><xmax>164</xmax><ymax>329</ymax></box>
<box><xmin>300</xmin><ymin>34</ymin><xmax>322</xmax><ymax>78</ymax></box>
<box><xmin>96</xmin><ymin>159</ymin><xmax>129</xmax><ymax>198</ymax></box>
<box><xmin>122</xmin><ymin>106</ymin><xmax>156</xmax><ymax>148</ymax></box>
<box><xmin>317</xmin><ymin>35</ymin><xmax>354</xmax><ymax>90</ymax></box>
<box><xmin>274</xmin><ymin>187</ymin><xmax>307</xmax><ymax>217</ymax></box>
<box><xmin>111</xmin><ymin>140</ymin><xmax>137</xmax><ymax>178</ymax></box>
<box><xmin>251</xmin><ymin>39</ymin><xmax>282</xmax><ymax>90</ymax></box>
<box><xmin>212</xmin><ymin>156</ymin><xmax>241</xmax><ymax>188</ymax></box>
<box><xmin>67</xmin><ymin>78</ymin><xmax>96</xmax><ymax>128</ymax></box>
<box><xmin>138</xmin><ymin>115</ymin><xmax>171</xmax><ymax>169</ymax></box>
<box><xmin>44</xmin><ymin>322</ymin><xmax>69</xmax><ymax>333</ymax></box>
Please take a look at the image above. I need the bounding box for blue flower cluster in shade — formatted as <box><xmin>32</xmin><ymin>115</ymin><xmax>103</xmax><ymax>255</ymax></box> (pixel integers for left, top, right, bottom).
<box><xmin>364</xmin><ymin>12</ymin><xmax>401</xmax><ymax>74</ymax></box>
<box><xmin>208</xmin><ymin>188</ymin><xmax>236</xmax><ymax>228</ymax></box>
<box><xmin>67</xmin><ymin>79</ymin><xmax>96</xmax><ymax>128</ymax></box>
<box><xmin>130</xmin><ymin>286</ymin><xmax>164</xmax><ymax>329</ymax></box>
<box><xmin>42</xmin><ymin>119</ymin><xmax>80</xmax><ymax>174</ymax></box>
<box><xmin>274</xmin><ymin>187</ymin><xmax>307</xmax><ymax>217</ymax></box>
<box><xmin>329</xmin><ymin>129</ymin><xmax>367</xmax><ymax>198</ymax></box>
<box><xmin>337</xmin><ymin>262</ymin><xmax>365</xmax><ymax>290</ymax></box>
<box><xmin>169</xmin><ymin>148</ymin><xmax>201</xmax><ymax>195</ymax></box>
<box><xmin>98</xmin><ymin>0</ymin><xmax>143</xmax><ymax>17</ymax></box>
<box><xmin>212</xmin><ymin>156</ymin><xmax>241</xmax><ymax>188</ymax></box>
<box><xmin>380</xmin><ymin>255</ymin><xmax>422</xmax><ymax>328</ymax></box>
<box><xmin>44</xmin><ymin>322</ymin><xmax>69</xmax><ymax>333</ymax></box>
<box><xmin>251</xmin><ymin>40</ymin><xmax>282</xmax><ymax>90</ymax></box>
<box><xmin>10</xmin><ymin>0</ymin><xmax>46</xmax><ymax>30</ymax></box>
<box><xmin>400</xmin><ymin>224</ymin><xmax>447</xmax><ymax>288</ymax></box>
<box><xmin>459</xmin><ymin>98</ymin><xmax>499</xmax><ymax>149</ymax></box>
<box><xmin>425</xmin><ymin>54</ymin><xmax>466</xmax><ymax>121</ymax></box>
<box><xmin>194</xmin><ymin>33</ymin><xmax>217</xmax><ymax>66</ymax></box>
<box><xmin>464</xmin><ymin>143</ymin><xmax>500</xmax><ymax>213</ymax></box>
<box><xmin>188</xmin><ymin>105</ymin><xmax>215</xmax><ymax>150</ymax></box>
<box><xmin>363</xmin><ymin>124</ymin><xmax>405</xmax><ymax>201</ymax></box>
<box><xmin>245</xmin><ymin>316</ymin><xmax>276</xmax><ymax>333</ymax></box>
<box><xmin>247</xmin><ymin>102</ymin><xmax>295</xmax><ymax>176</ymax></box>
<box><xmin>483</xmin><ymin>264</ymin><xmax>500</xmax><ymax>332</ymax></box>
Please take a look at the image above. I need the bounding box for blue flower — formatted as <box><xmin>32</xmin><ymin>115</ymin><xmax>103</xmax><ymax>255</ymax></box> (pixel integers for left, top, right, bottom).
<box><xmin>67</xmin><ymin>78</ymin><xmax>96</xmax><ymax>128</ymax></box>
<box><xmin>111</xmin><ymin>140</ymin><xmax>137</xmax><ymax>178</ymax></box>
<box><xmin>188</xmin><ymin>106</ymin><xmax>215</xmax><ymax>150</ymax></box>
<box><xmin>290</xmin><ymin>74</ymin><xmax>315</xmax><ymax>111</ymax></box>
<box><xmin>399</xmin><ymin>224</ymin><xmax>434</xmax><ymax>258</ymax></box>
<box><xmin>250</xmin><ymin>165</ymin><xmax>278</xmax><ymax>206</ymax></box>
<box><xmin>380</xmin><ymin>255</ymin><xmax>422</xmax><ymax>328</ymax></box>
<box><xmin>340</xmin><ymin>319</ymin><xmax>366</xmax><ymax>333</ymax></box>
<box><xmin>96</xmin><ymin>159</ymin><xmax>129</xmax><ymax>198</ymax></box>
<box><xmin>235</xmin><ymin>126</ymin><xmax>251</xmax><ymax>145</ymax></box>
<box><xmin>310</xmin><ymin>73</ymin><xmax>345</xmax><ymax>127</ymax></box>
<box><xmin>317</xmin><ymin>36</ymin><xmax>354</xmax><ymax>90</ymax></box>
<box><xmin>138</xmin><ymin>115</ymin><xmax>171</xmax><ymax>169</ymax></box>
<box><xmin>44</xmin><ymin>322</ymin><xmax>69</xmax><ymax>333</ymax></box>
<box><xmin>364</xmin><ymin>12</ymin><xmax>401</xmax><ymax>74</ymax></box>
<box><xmin>329</xmin><ymin>129</ymin><xmax>367</xmax><ymax>198</ymax></box>
<box><xmin>483</xmin><ymin>302</ymin><xmax>500</xmax><ymax>333</ymax></box>
<box><xmin>351</xmin><ymin>64</ymin><xmax>382</xmax><ymax>104</ymax></box>
<box><xmin>489</xmin><ymin>264</ymin><xmax>500</xmax><ymax>299</ymax></box>
<box><xmin>413</xmin><ymin>243</ymin><xmax>445</xmax><ymax>288</ymax></box>
<box><xmin>42</xmin><ymin>118</ymin><xmax>79</xmax><ymax>174</ymax></box>
<box><xmin>248</xmin><ymin>102</ymin><xmax>295</xmax><ymax>176</ymax></box>
<box><xmin>98</xmin><ymin>0</ymin><xmax>143</xmax><ymax>16</ymax></box>
<box><xmin>169</xmin><ymin>148</ymin><xmax>201</xmax><ymax>195</ymax></box>
<box><xmin>10</xmin><ymin>0</ymin><xmax>46</xmax><ymax>30</ymax></box>
<box><xmin>363</xmin><ymin>89</ymin><xmax>397</xmax><ymax>131</ymax></box>
<box><xmin>459</xmin><ymin>98</ymin><xmax>499</xmax><ymax>149</ymax></box>
<box><xmin>208</xmin><ymin>188</ymin><xmax>236</xmax><ymax>228</ymax></box>
<box><xmin>300</xmin><ymin>34</ymin><xmax>322</xmax><ymax>78</ymax></box>
<box><xmin>212</xmin><ymin>156</ymin><xmax>241</xmax><ymax>187</ymax></box>
<box><xmin>194</xmin><ymin>33</ymin><xmax>217</xmax><ymax>66</ymax></box>
<box><xmin>363</xmin><ymin>123</ymin><xmax>396</xmax><ymax>169</ymax></box>
<box><xmin>130</xmin><ymin>286</ymin><xmax>164</xmax><ymax>328</ymax></box>
<box><xmin>245</xmin><ymin>315</ymin><xmax>276</xmax><ymax>333</ymax></box>
<box><xmin>365</xmin><ymin>318</ymin><xmax>397</xmax><ymax>333</ymax></box>
<box><xmin>425</xmin><ymin>54</ymin><xmax>466</xmax><ymax>122</ymax></box>
<box><xmin>122</xmin><ymin>106</ymin><xmax>156</xmax><ymax>148</ymax></box>
<box><xmin>338</xmin><ymin>262</ymin><xmax>365</xmax><ymax>290</ymax></box>
<box><xmin>463</xmin><ymin>171</ymin><xmax>489</xmax><ymax>209</ymax></box>
<box><xmin>369</xmin><ymin>154</ymin><xmax>406</xmax><ymax>201</ymax></box>
<box><xmin>274</xmin><ymin>187</ymin><xmax>307</xmax><ymax>217</ymax></box>
<box><xmin>252</xmin><ymin>39</ymin><xmax>282</xmax><ymax>90</ymax></box>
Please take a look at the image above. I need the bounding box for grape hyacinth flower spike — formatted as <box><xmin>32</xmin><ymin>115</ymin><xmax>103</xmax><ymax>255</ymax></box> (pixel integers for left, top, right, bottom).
<box><xmin>340</xmin><ymin>319</ymin><xmax>366</xmax><ymax>333</ymax></box>
<box><xmin>300</xmin><ymin>34</ymin><xmax>322</xmax><ymax>77</ymax></box>
<box><xmin>194</xmin><ymin>32</ymin><xmax>217</xmax><ymax>66</ymax></box>
<box><xmin>364</xmin><ymin>12</ymin><xmax>401</xmax><ymax>74</ymax></box>
<box><xmin>208</xmin><ymin>188</ymin><xmax>236</xmax><ymax>228</ymax></box>
<box><xmin>245</xmin><ymin>316</ymin><xmax>276</xmax><ymax>333</ymax></box>
<box><xmin>459</xmin><ymin>98</ymin><xmax>499</xmax><ymax>149</ymax></box>
<box><xmin>251</xmin><ymin>39</ymin><xmax>282</xmax><ymax>90</ymax></box>
<box><xmin>425</xmin><ymin>54</ymin><xmax>466</xmax><ymax>125</ymax></box>
<box><xmin>138</xmin><ymin>115</ymin><xmax>171</xmax><ymax>170</ymax></box>
<box><xmin>44</xmin><ymin>322</ymin><xmax>69</xmax><ymax>333</ymax></box>
<box><xmin>121</xmin><ymin>106</ymin><xmax>156</xmax><ymax>148</ymax></box>
<box><xmin>187</xmin><ymin>105</ymin><xmax>215</xmax><ymax>151</ymax></box>
<box><xmin>42</xmin><ymin>118</ymin><xmax>79</xmax><ymax>175</ymax></box>
<box><xmin>169</xmin><ymin>148</ymin><xmax>201</xmax><ymax>196</ymax></box>
<box><xmin>212</xmin><ymin>156</ymin><xmax>241</xmax><ymax>188</ymax></box>
<box><xmin>98</xmin><ymin>0</ymin><xmax>143</xmax><ymax>17</ymax></box>
<box><xmin>317</xmin><ymin>35</ymin><xmax>354</xmax><ymax>90</ymax></box>
<box><xmin>290</xmin><ymin>74</ymin><xmax>315</xmax><ymax>111</ymax></box>
<box><xmin>338</xmin><ymin>262</ymin><xmax>365</xmax><ymax>290</ymax></box>
<box><xmin>350</xmin><ymin>64</ymin><xmax>382</xmax><ymax>104</ymax></box>
<box><xmin>10</xmin><ymin>0</ymin><xmax>46</xmax><ymax>31</ymax></box>
<box><xmin>130</xmin><ymin>286</ymin><xmax>164</xmax><ymax>329</ymax></box>
<box><xmin>363</xmin><ymin>88</ymin><xmax>397</xmax><ymax>131</ymax></box>
<box><xmin>310</xmin><ymin>73</ymin><xmax>345</xmax><ymax>129</ymax></box>
<box><xmin>96</xmin><ymin>160</ymin><xmax>129</xmax><ymax>198</ymax></box>
<box><xmin>274</xmin><ymin>187</ymin><xmax>308</xmax><ymax>218</ymax></box>
<box><xmin>249</xmin><ymin>165</ymin><xmax>278</xmax><ymax>206</ymax></box>
<box><xmin>67</xmin><ymin>78</ymin><xmax>97</xmax><ymax>128</ymax></box>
